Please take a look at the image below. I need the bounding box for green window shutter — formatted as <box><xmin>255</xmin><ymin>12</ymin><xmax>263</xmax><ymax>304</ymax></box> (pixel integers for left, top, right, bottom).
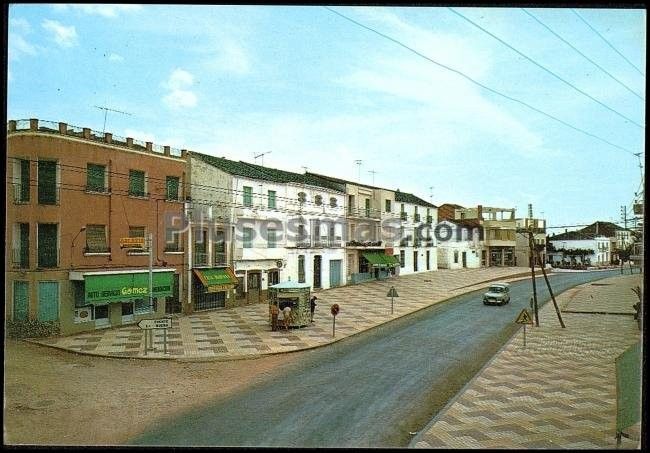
<box><xmin>365</xmin><ymin>198</ymin><xmax>371</xmax><ymax>217</ymax></box>
<box><xmin>13</xmin><ymin>281</ymin><xmax>29</xmax><ymax>321</ymax></box>
<box><xmin>19</xmin><ymin>223</ymin><xmax>29</xmax><ymax>267</ymax></box>
<box><xmin>87</xmin><ymin>164</ymin><xmax>106</xmax><ymax>192</ymax></box>
<box><xmin>85</xmin><ymin>225</ymin><xmax>107</xmax><ymax>252</ymax></box>
<box><xmin>37</xmin><ymin>161</ymin><xmax>57</xmax><ymax>205</ymax></box>
<box><xmin>129</xmin><ymin>170</ymin><xmax>145</xmax><ymax>196</ymax></box>
<box><xmin>243</xmin><ymin>228</ymin><xmax>253</xmax><ymax>248</ymax></box>
<box><xmin>243</xmin><ymin>186</ymin><xmax>252</xmax><ymax>207</ymax></box>
<box><xmin>166</xmin><ymin>176</ymin><xmax>179</xmax><ymax>200</ymax></box>
<box><xmin>385</xmin><ymin>200</ymin><xmax>391</xmax><ymax>212</ymax></box>
<box><xmin>38</xmin><ymin>281</ymin><xmax>59</xmax><ymax>321</ymax></box>
<box><xmin>19</xmin><ymin>159</ymin><xmax>30</xmax><ymax>202</ymax></box>
<box><xmin>37</xmin><ymin>223</ymin><xmax>58</xmax><ymax>268</ymax></box>
<box><xmin>298</xmin><ymin>255</ymin><xmax>305</xmax><ymax>283</ymax></box>
<box><xmin>268</xmin><ymin>190</ymin><xmax>276</xmax><ymax>209</ymax></box>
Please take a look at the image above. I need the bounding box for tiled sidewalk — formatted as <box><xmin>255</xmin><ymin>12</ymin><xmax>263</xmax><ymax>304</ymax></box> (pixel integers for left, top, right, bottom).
<box><xmin>32</xmin><ymin>267</ymin><xmax>531</xmax><ymax>360</ymax></box>
<box><xmin>411</xmin><ymin>273</ymin><xmax>642</xmax><ymax>450</ymax></box>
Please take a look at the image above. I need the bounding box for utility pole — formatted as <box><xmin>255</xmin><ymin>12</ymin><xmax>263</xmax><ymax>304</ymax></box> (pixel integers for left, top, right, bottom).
<box><xmin>94</xmin><ymin>105</ymin><xmax>132</xmax><ymax>135</ymax></box>
<box><xmin>528</xmin><ymin>228</ymin><xmax>540</xmax><ymax>327</ymax></box>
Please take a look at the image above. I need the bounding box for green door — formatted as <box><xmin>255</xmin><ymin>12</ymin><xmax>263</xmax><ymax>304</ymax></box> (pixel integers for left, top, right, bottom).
<box><xmin>38</xmin><ymin>281</ymin><xmax>59</xmax><ymax>321</ymax></box>
<box><xmin>329</xmin><ymin>260</ymin><xmax>342</xmax><ymax>288</ymax></box>
<box><xmin>13</xmin><ymin>281</ymin><xmax>29</xmax><ymax>321</ymax></box>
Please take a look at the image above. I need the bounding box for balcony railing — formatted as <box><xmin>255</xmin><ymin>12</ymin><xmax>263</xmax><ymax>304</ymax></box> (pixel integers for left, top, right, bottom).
<box><xmin>164</xmin><ymin>244</ymin><xmax>184</xmax><ymax>253</ymax></box>
<box><xmin>426</xmin><ymin>216</ymin><xmax>433</xmax><ymax>225</ymax></box>
<box><xmin>346</xmin><ymin>240</ymin><xmax>383</xmax><ymax>247</ymax></box>
<box><xmin>37</xmin><ymin>248</ymin><xmax>59</xmax><ymax>268</ymax></box>
<box><xmin>213</xmin><ymin>251</ymin><xmax>227</xmax><ymax>266</ymax></box>
<box><xmin>193</xmin><ymin>251</ymin><xmax>208</xmax><ymax>266</ymax></box>
<box><xmin>347</xmin><ymin>207</ymin><xmax>381</xmax><ymax>219</ymax></box>
<box><xmin>83</xmin><ymin>246</ymin><xmax>111</xmax><ymax>254</ymax></box>
<box><xmin>414</xmin><ymin>214</ymin><xmax>421</xmax><ymax>222</ymax></box>
<box><xmin>400</xmin><ymin>212</ymin><xmax>407</xmax><ymax>221</ymax></box>
<box><xmin>12</xmin><ymin>248</ymin><xmax>29</xmax><ymax>268</ymax></box>
<box><xmin>11</xmin><ymin>183</ymin><xmax>30</xmax><ymax>203</ymax></box>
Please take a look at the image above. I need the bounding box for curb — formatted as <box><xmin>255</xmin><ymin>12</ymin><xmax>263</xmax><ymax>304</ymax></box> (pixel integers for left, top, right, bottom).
<box><xmin>24</xmin><ymin>270</ymin><xmax>550</xmax><ymax>362</ymax></box>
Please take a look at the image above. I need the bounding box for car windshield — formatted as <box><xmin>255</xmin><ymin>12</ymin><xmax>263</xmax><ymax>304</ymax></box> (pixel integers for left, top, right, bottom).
<box><xmin>489</xmin><ymin>286</ymin><xmax>505</xmax><ymax>293</ymax></box>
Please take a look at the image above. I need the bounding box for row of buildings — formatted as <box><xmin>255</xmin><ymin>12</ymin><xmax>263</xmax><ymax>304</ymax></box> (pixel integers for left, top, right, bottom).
<box><xmin>6</xmin><ymin>118</ymin><xmax>635</xmax><ymax>336</ymax></box>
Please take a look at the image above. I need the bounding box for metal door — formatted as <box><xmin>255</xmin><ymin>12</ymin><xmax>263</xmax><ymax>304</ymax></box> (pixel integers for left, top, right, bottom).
<box><xmin>462</xmin><ymin>251</ymin><xmax>467</xmax><ymax>268</ymax></box>
<box><xmin>13</xmin><ymin>281</ymin><xmax>29</xmax><ymax>321</ymax></box>
<box><xmin>329</xmin><ymin>260</ymin><xmax>342</xmax><ymax>288</ymax></box>
<box><xmin>313</xmin><ymin>256</ymin><xmax>322</xmax><ymax>288</ymax></box>
<box><xmin>37</xmin><ymin>281</ymin><xmax>59</xmax><ymax>321</ymax></box>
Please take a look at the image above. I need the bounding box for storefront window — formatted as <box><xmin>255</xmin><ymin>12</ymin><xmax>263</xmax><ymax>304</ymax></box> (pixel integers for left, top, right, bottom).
<box><xmin>134</xmin><ymin>298</ymin><xmax>154</xmax><ymax>315</ymax></box>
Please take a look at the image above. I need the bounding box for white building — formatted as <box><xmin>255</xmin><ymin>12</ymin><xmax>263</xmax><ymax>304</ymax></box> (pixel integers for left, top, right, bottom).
<box><xmin>190</xmin><ymin>153</ymin><xmax>346</xmax><ymax>305</ymax></box>
<box><xmin>436</xmin><ymin>220</ymin><xmax>482</xmax><ymax>269</ymax></box>
<box><xmin>393</xmin><ymin>190</ymin><xmax>438</xmax><ymax>275</ymax></box>
<box><xmin>548</xmin><ymin>234</ymin><xmax>611</xmax><ymax>266</ymax></box>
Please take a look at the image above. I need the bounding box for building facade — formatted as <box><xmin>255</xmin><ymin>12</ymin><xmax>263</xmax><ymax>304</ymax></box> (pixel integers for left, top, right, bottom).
<box><xmin>514</xmin><ymin>217</ymin><xmax>547</xmax><ymax>267</ymax></box>
<box><xmin>7</xmin><ymin>119</ymin><xmax>187</xmax><ymax>335</ymax></box>
<box><xmin>436</xmin><ymin>220</ymin><xmax>482</xmax><ymax>269</ymax></box>
<box><xmin>393</xmin><ymin>190</ymin><xmax>438</xmax><ymax>275</ymax></box>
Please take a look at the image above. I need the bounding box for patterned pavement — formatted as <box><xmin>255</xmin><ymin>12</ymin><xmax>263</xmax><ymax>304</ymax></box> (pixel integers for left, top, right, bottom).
<box><xmin>411</xmin><ymin>273</ymin><xmax>642</xmax><ymax>450</ymax></box>
<box><xmin>32</xmin><ymin>267</ymin><xmax>532</xmax><ymax>360</ymax></box>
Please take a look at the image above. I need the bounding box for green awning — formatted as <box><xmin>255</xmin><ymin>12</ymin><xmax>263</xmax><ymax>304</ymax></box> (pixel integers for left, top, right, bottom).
<box><xmin>194</xmin><ymin>267</ymin><xmax>238</xmax><ymax>293</ymax></box>
<box><xmin>84</xmin><ymin>271</ymin><xmax>174</xmax><ymax>304</ymax></box>
<box><xmin>363</xmin><ymin>252</ymin><xmax>399</xmax><ymax>267</ymax></box>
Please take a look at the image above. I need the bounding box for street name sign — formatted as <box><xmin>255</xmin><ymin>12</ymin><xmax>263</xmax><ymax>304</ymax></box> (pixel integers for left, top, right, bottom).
<box><xmin>515</xmin><ymin>309</ymin><xmax>533</xmax><ymax>325</ymax></box>
<box><xmin>138</xmin><ymin>318</ymin><xmax>172</xmax><ymax>330</ymax></box>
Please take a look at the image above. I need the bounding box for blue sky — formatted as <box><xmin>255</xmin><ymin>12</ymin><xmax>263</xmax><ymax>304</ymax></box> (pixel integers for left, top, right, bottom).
<box><xmin>7</xmin><ymin>5</ymin><xmax>646</xmax><ymax>229</ymax></box>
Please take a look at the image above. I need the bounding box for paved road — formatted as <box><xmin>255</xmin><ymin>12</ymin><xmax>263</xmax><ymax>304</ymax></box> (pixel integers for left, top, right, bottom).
<box><xmin>131</xmin><ymin>270</ymin><xmax>628</xmax><ymax>448</ymax></box>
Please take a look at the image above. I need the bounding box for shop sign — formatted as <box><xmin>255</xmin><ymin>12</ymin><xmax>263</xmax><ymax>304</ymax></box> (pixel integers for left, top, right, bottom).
<box><xmin>120</xmin><ymin>237</ymin><xmax>146</xmax><ymax>249</ymax></box>
<box><xmin>84</xmin><ymin>272</ymin><xmax>174</xmax><ymax>304</ymax></box>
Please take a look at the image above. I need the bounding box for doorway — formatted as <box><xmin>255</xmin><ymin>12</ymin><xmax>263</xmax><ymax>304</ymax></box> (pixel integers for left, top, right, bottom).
<box><xmin>247</xmin><ymin>271</ymin><xmax>261</xmax><ymax>304</ymax></box>
<box><xmin>462</xmin><ymin>251</ymin><xmax>467</xmax><ymax>268</ymax></box>
<box><xmin>413</xmin><ymin>251</ymin><xmax>418</xmax><ymax>272</ymax></box>
<box><xmin>329</xmin><ymin>260</ymin><xmax>342</xmax><ymax>287</ymax></box>
<box><xmin>313</xmin><ymin>255</ymin><xmax>322</xmax><ymax>288</ymax></box>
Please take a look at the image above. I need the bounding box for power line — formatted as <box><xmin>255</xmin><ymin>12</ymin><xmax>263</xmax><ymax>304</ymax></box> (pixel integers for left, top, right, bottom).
<box><xmin>521</xmin><ymin>8</ymin><xmax>644</xmax><ymax>102</ymax></box>
<box><xmin>448</xmin><ymin>7</ymin><xmax>644</xmax><ymax>129</ymax></box>
<box><xmin>321</xmin><ymin>6</ymin><xmax>638</xmax><ymax>156</ymax></box>
<box><xmin>571</xmin><ymin>8</ymin><xmax>645</xmax><ymax>78</ymax></box>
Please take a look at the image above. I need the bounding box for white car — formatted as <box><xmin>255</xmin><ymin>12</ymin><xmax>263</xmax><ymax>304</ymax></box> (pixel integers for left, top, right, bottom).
<box><xmin>483</xmin><ymin>283</ymin><xmax>511</xmax><ymax>306</ymax></box>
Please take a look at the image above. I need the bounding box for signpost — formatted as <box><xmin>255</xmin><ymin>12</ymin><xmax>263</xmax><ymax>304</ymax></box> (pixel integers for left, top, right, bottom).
<box><xmin>386</xmin><ymin>286</ymin><xmax>399</xmax><ymax>315</ymax></box>
<box><xmin>138</xmin><ymin>318</ymin><xmax>172</xmax><ymax>355</ymax></box>
<box><xmin>515</xmin><ymin>308</ymin><xmax>534</xmax><ymax>347</ymax></box>
<box><xmin>331</xmin><ymin>304</ymin><xmax>340</xmax><ymax>338</ymax></box>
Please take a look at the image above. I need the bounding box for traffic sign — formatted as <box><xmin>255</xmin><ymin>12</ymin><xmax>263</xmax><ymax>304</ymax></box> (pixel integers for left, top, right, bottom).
<box><xmin>386</xmin><ymin>287</ymin><xmax>399</xmax><ymax>298</ymax></box>
<box><xmin>138</xmin><ymin>318</ymin><xmax>172</xmax><ymax>330</ymax></box>
<box><xmin>330</xmin><ymin>304</ymin><xmax>340</xmax><ymax>316</ymax></box>
<box><xmin>515</xmin><ymin>309</ymin><xmax>533</xmax><ymax>325</ymax></box>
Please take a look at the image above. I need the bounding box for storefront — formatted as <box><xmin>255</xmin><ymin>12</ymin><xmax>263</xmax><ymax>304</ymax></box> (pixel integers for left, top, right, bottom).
<box><xmin>192</xmin><ymin>267</ymin><xmax>238</xmax><ymax>311</ymax></box>
<box><xmin>69</xmin><ymin>268</ymin><xmax>175</xmax><ymax>331</ymax></box>
<box><xmin>362</xmin><ymin>252</ymin><xmax>400</xmax><ymax>280</ymax></box>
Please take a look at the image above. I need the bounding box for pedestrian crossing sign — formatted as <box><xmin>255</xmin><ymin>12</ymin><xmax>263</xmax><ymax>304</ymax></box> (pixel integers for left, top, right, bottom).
<box><xmin>515</xmin><ymin>308</ymin><xmax>533</xmax><ymax>325</ymax></box>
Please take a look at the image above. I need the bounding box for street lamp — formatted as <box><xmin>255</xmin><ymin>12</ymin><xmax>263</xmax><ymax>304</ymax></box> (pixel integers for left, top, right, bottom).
<box><xmin>71</xmin><ymin>226</ymin><xmax>86</xmax><ymax>269</ymax></box>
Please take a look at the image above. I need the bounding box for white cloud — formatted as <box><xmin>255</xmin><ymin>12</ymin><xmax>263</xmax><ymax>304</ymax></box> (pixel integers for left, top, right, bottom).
<box><xmin>52</xmin><ymin>4</ymin><xmax>142</xmax><ymax>18</ymax></box>
<box><xmin>9</xmin><ymin>17</ymin><xmax>37</xmax><ymax>59</ymax></box>
<box><xmin>11</xmin><ymin>17</ymin><xmax>31</xmax><ymax>34</ymax></box>
<box><xmin>162</xmin><ymin>69</ymin><xmax>198</xmax><ymax>109</ymax></box>
<box><xmin>42</xmin><ymin>19</ymin><xmax>78</xmax><ymax>48</ymax></box>
<box><xmin>163</xmin><ymin>90</ymin><xmax>198</xmax><ymax>109</ymax></box>
<box><xmin>108</xmin><ymin>53</ymin><xmax>124</xmax><ymax>63</ymax></box>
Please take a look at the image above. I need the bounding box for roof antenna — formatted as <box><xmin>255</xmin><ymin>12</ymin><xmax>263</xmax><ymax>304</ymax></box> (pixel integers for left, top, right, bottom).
<box><xmin>254</xmin><ymin>150</ymin><xmax>272</xmax><ymax>166</ymax></box>
<box><xmin>94</xmin><ymin>105</ymin><xmax>132</xmax><ymax>135</ymax></box>
<box><xmin>354</xmin><ymin>160</ymin><xmax>362</xmax><ymax>182</ymax></box>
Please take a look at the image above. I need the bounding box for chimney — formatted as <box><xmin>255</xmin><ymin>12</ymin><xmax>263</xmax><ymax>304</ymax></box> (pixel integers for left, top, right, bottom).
<box><xmin>83</xmin><ymin>127</ymin><xmax>91</xmax><ymax>139</ymax></box>
<box><xmin>181</xmin><ymin>149</ymin><xmax>188</xmax><ymax>159</ymax></box>
<box><xmin>477</xmin><ymin>205</ymin><xmax>483</xmax><ymax>220</ymax></box>
<box><xmin>164</xmin><ymin>145</ymin><xmax>170</xmax><ymax>157</ymax></box>
<box><xmin>29</xmin><ymin>118</ymin><xmax>38</xmax><ymax>131</ymax></box>
<box><xmin>146</xmin><ymin>141</ymin><xmax>153</xmax><ymax>152</ymax></box>
<box><xmin>58</xmin><ymin>122</ymin><xmax>67</xmax><ymax>134</ymax></box>
<box><xmin>528</xmin><ymin>203</ymin><xmax>533</xmax><ymax>219</ymax></box>
<box><xmin>126</xmin><ymin>137</ymin><xmax>133</xmax><ymax>148</ymax></box>
<box><xmin>104</xmin><ymin>132</ymin><xmax>112</xmax><ymax>144</ymax></box>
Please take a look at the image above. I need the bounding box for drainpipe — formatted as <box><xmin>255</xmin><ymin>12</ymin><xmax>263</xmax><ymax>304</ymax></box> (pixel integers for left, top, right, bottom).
<box><xmin>108</xmin><ymin>159</ymin><xmax>112</xmax><ymax>261</ymax></box>
<box><xmin>186</xmin><ymin>201</ymin><xmax>192</xmax><ymax>313</ymax></box>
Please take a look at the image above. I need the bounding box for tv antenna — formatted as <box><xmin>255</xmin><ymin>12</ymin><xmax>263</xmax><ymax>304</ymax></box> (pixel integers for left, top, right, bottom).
<box><xmin>94</xmin><ymin>105</ymin><xmax>132</xmax><ymax>135</ymax></box>
<box><xmin>301</xmin><ymin>166</ymin><xmax>309</xmax><ymax>173</ymax></box>
<box><xmin>354</xmin><ymin>160</ymin><xmax>362</xmax><ymax>182</ymax></box>
<box><xmin>429</xmin><ymin>186</ymin><xmax>434</xmax><ymax>203</ymax></box>
<box><xmin>254</xmin><ymin>151</ymin><xmax>272</xmax><ymax>166</ymax></box>
<box><xmin>368</xmin><ymin>169</ymin><xmax>377</xmax><ymax>185</ymax></box>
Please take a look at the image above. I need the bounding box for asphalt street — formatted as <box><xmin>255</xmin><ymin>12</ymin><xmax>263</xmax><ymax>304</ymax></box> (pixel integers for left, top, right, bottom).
<box><xmin>131</xmin><ymin>269</ymin><xmax>629</xmax><ymax>448</ymax></box>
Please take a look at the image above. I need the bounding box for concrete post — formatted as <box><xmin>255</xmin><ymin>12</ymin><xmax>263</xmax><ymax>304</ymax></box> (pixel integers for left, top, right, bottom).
<box><xmin>29</xmin><ymin>118</ymin><xmax>38</xmax><ymax>131</ymax></box>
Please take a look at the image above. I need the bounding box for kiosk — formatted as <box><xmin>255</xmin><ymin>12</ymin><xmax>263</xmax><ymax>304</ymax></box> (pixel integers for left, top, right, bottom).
<box><xmin>268</xmin><ymin>280</ymin><xmax>311</xmax><ymax>329</ymax></box>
